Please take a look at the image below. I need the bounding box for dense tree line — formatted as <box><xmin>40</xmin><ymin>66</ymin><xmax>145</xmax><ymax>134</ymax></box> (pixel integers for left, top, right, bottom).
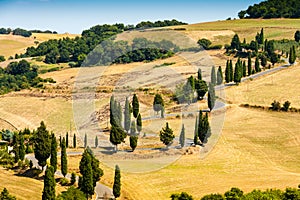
<box><xmin>0</xmin><ymin>27</ymin><xmax>32</xmax><ymax>37</ymax></box>
<box><xmin>135</xmin><ymin>19</ymin><xmax>187</xmax><ymax>29</ymax></box>
<box><xmin>0</xmin><ymin>59</ymin><xmax>55</xmax><ymax>95</ymax></box>
<box><xmin>238</xmin><ymin>0</ymin><xmax>300</xmax><ymax>19</ymax></box>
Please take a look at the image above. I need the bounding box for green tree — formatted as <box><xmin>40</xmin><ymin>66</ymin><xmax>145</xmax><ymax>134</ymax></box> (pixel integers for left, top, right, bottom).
<box><xmin>282</xmin><ymin>101</ymin><xmax>291</xmax><ymax>112</ymax></box>
<box><xmin>255</xmin><ymin>57</ymin><xmax>260</xmax><ymax>72</ymax></box>
<box><xmin>18</xmin><ymin>132</ymin><xmax>25</xmax><ymax>161</ymax></box>
<box><xmin>132</xmin><ymin>94</ymin><xmax>139</xmax><ymax>118</ymax></box>
<box><xmin>270</xmin><ymin>53</ymin><xmax>279</xmax><ymax>66</ymax></box>
<box><xmin>294</xmin><ymin>30</ymin><xmax>300</xmax><ymax>42</ymax></box>
<box><xmin>194</xmin><ymin>116</ymin><xmax>199</xmax><ymax>145</ymax></box>
<box><xmin>86</xmin><ymin>147</ymin><xmax>103</xmax><ymax>188</ymax></box>
<box><xmin>70</xmin><ymin>172</ymin><xmax>76</xmax><ymax>185</ymax></box>
<box><xmin>79</xmin><ymin>149</ymin><xmax>94</xmax><ymax>199</ymax></box>
<box><xmin>57</xmin><ymin>186</ymin><xmax>85</xmax><ymax>200</ymax></box>
<box><xmin>50</xmin><ymin>133</ymin><xmax>57</xmax><ymax>172</ymax></box>
<box><xmin>261</xmin><ymin>55</ymin><xmax>267</xmax><ymax>68</ymax></box>
<box><xmin>224</xmin><ymin>188</ymin><xmax>244</xmax><ymax>200</ymax></box>
<box><xmin>136</xmin><ymin>113</ymin><xmax>142</xmax><ymax>134</ymax></box>
<box><xmin>247</xmin><ymin>54</ymin><xmax>252</xmax><ymax>76</ymax></box>
<box><xmin>159</xmin><ymin>122</ymin><xmax>175</xmax><ymax>147</ymax></box>
<box><xmin>113</xmin><ymin>165</ymin><xmax>121</xmax><ymax>199</ymax></box>
<box><xmin>198</xmin><ymin>111</ymin><xmax>210</xmax><ymax>144</ymax></box>
<box><xmin>12</xmin><ymin>133</ymin><xmax>19</xmax><ymax>163</ymax></box>
<box><xmin>234</xmin><ymin>60</ymin><xmax>242</xmax><ymax>84</ymax></box>
<box><xmin>225</xmin><ymin>60</ymin><xmax>230</xmax><ymax>83</ymax></box>
<box><xmin>65</xmin><ymin>132</ymin><xmax>68</xmax><ymax>148</ymax></box>
<box><xmin>211</xmin><ymin>66</ymin><xmax>216</xmax><ymax>85</ymax></box>
<box><xmin>129</xmin><ymin>135</ymin><xmax>138</xmax><ymax>152</ymax></box>
<box><xmin>197</xmin><ymin>68</ymin><xmax>202</xmax><ymax>80</ymax></box>
<box><xmin>124</xmin><ymin>97</ymin><xmax>131</xmax><ymax>133</ymax></box>
<box><xmin>42</xmin><ymin>166</ymin><xmax>56</xmax><ymax>200</ymax></box>
<box><xmin>217</xmin><ymin>66</ymin><xmax>223</xmax><ymax>85</ymax></box>
<box><xmin>179</xmin><ymin>124</ymin><xmax>185</xmax><ymax>148</ymax></box>
<box><xmin>0</xmin><ymin>188</ymin><xmax>16</xmax><ymax>200</ymax></box>
<box><xmin>84</xmin><ymin>133</ymin><xmax>87</xmax><ymax>148</ymax></box>
<box><xmin>197</xmin><ymin>38</ymin><xmax>212</xmax><ymax>50</ymax></box>
<box><xmin>95</xmin><ymin>136</ymin><xmax>98</xmax><ymax>148</ymax></box>
<box><xmin>289</xmin><ymin>46</ymin><xmax>296</xmax><ymax>64</ymax></box>
<box><xmin>171</xmin><ymin>192</ymin><xmax>194</xmax><ymax>200</ymax></box>
<box><xmin>208</xmin><ymin>83</ymin><xmax>216</xmax><ymax>111</ymax></box>
<box><xmin>109</xmin><ymin>124</ymin><xmax>127</xmax><ymax>151</ymax></box>
<box><xmin>153</xmin><ymin>94</ymin><xmax>164</xmax><ymax>115</ymax></box>
<box><xmin>61</xmin><ymin>137</ymin><xmax>68</xmax><ymax>177</ymax></box>
<box><xmin>231</xmin><ymin>34</ymin><xmax>241</xmax><ymax>50</ymax></box>
<box><xmin>242</xmin><ymin>61</ymin><xmax>247</xmax><ymax>77</ymax></box>
<box><xmin>33</xmin><ymin>121</ymin><xmax>51</xmax><ymax>170</ymax></box>
<box><xmin>195</xmin><ymin>79</ymin><xmax>208</xmax><ymax>100</ymax></box>
<box><xmin>229</xmin><ymin>60</ymin><xmax>234</xmax><ymax>82</ymax></box>
<box><xmin>73</xmin><ymin>134</ymin><xmax>76</xmax><ymax>148</ymax></box>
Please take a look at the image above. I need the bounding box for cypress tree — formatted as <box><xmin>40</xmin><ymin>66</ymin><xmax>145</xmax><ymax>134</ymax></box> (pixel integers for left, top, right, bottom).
<box><xmin>73</xmin><ymin>134</ymin><xmax>76</xmax><ymax>148</ymax></box>
<box><xmin>50</xmin><ymin>133</ymin><xmax>57</xmax><ymax>172</ymax></box>
<box><xmin>197</xmin><ymin>68</ymin><xmax>202</xmax><ymax>80</ymax></box>
<box><xmin>19</xmin><ymin>131</ymin><xmax>25</xmax><ymax>161</ymax></box>
<box><xmin>242</xmin><ymin>60</ymin><xmax>247</xmax><ymax>77</ymax></box>
<box><xmin>210</xmin><ymin>66</ymin><xmax>216</xmax><ymax>85</ymax></box>
<box><xmin>79</xmin><ymin>150</ymin><xmax>94</xmax><ymax>199</ymax></box>
<box><xmin>260</xmin><ymin>28</ymin><xmax>264</xmax><ymax>45</ymax></box>
<box><xmin>289</xmin><ymin>46</ymin><xmax>296</xmax><ymax>64</ymax></box>
<box><xmin>109</xmin><ymin>124</ymin><xmax>127</xmax><ymax>151</ymax></box>
<box><xmin>225</xmin><ymin>60</ymin><xmax>230</xmax><ymax>83</ymax></box>
<box><xmin>66</xmin><ymin>132</ymin><xmax>68</xmax><ymax>148</ymax></box>
<box><xmin>124</xmin><ymin>97</ymin><xmax>131</xmax><ymax>133</ymax></box>
<box><xmin>86</xmin><ymin>147</ymin><xmax>103</xmax><ymax>188</ymax></box>
<box><xmin>255</xmin><ymin>57</ymin><xmax>260</xmax><ymax>72</ymax></box>
<box><xmin>199</xmin><ymin>112</ymin><xmax>210</xmax><ymax>144</ymax></box>
<box><xmin>159</xmin><ymin>122</ymin><xmax>175</xmax><ymax>147</ymax></box>
<box><xmin>129</xmin><ymin>135</ymin><xmax>138</xmax><ymax>152</ymax></box>
<box><xmin>197</xmin><ymin>110</ymin><xmax>203</xmax><ymax>143</ymax></box>
<box><xmin>208</xmin><ymin>83</ymin><xmax>216</xmax><ymax>111</ymax></box>
<box><xmin>61</xmin><ymin>137</ymin><xmax>68</xmax><ymax>177</ymax></box>
<box><xmin>130</xmin><ymin>121</ymin><xmax>136</xmax><ymax>136</ymax></box>
<box><xmin>229</xmin><ymin>60</ymin><xmax>234</xmax><ymax>82</ymax></box>
<box><xmin>42</xmin><ymin>166</ymin><xmax>55</xmax><ymax>200</ymax></box>
<box><xmin>59</xmin><ymin>135</ymin><xmax>62</xmax><ymax>148</ymax></box>
<box><xmin>84</xmin><ymin>133</ymin><xmax>87</xmax><ymax>148</ymax></box>
<box><xmin>95</xmin><ymin>136</ymin><xmax>98</xmax><ymax>148</ymax></box>
<box><xmin>193</xmin><ymin>116</ymin><xmax>199</xmax><ymax>145</ymax></box>
<box><xmin>217</xmin><ymin>66</ymin><xmax>223</xmax><ymax>85</ymax></box>
<box><xmin>132</xmin><ymin>94</ymin><xmax>139</xmax><ymax>118</ymax></box>
<box><xmin>113</xmin><ymin>165</ymin><xmax>121</xmax><ymax>199</ymax></box>
<box><xmin>179</xmin><ymin>124</ymin><xmax>185</xmax><ymax>148</ymax></box>
<box><xmin>234</xmin><ymin>61</ymin><xmax>242</xmax><ymax>84</ymax></box>
<box><xmin>153</xmin><ymin>94</ymin><xmax>164</xmax><ymax>115</ymax></box>
<box><xmin>12</xmin><ymin>133</ymin><xmax>19</xmax><ymax>163</ymax></box>
<box><xmin>33</xmin><ymin>121</ymin><xmax>51</xmax><ymax>170</ymax></box>
<box><xmin>261</xmin><ymin>55</ymin><xmax>267</xmax><ymax>68</ymax></box>
<box><xmin>117</xmin><ymin>102</ymin><xmax>122</xmax><ymax>127</ymax></box>
<box><xmin>247</xmin><ymin>54</ymin><xmax>252</xmax><ymax>76</ymax></box>
<box><xmin>136</xmin><ymin>113</ymin><xmax>142</xmax><ymax>134</ymax></box>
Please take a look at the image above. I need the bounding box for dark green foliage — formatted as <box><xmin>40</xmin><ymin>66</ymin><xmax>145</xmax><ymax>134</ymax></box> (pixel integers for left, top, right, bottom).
<box><xmin>135</xmin><ymin>19</ymin><xmax>187</xmax><ymax>29</ymax></box>
<box><xmin>79</xmin><ymin>149</ymin><xmax>94</xmax><ymax>198</ymax></box>
<box><xmin>159</xmin><ymin>122</ymin><xmax>175</xmax><ymax>147</ymax></box>
<box><xmin>224</xmin><ymin>188</ymin><xmax>244</xmax><ymax>200</ymax></box>
<box><xmin>153</xmin><ymin>94</ymin><xmax>164</xmax><ymax>114</ymax></box>
<box><xmin>170</xmin><ymin>192</ymin><xmax>194</xmax><ymax>200</ymax></box>
<box><xmin>129</xmin><ymin>135</ymin><xmax>138</xmax><ymax>152</ymax></box>
<box><xmin>0</xmin><ymin>28</ymin><xmax>11</xmax><ymax>34</ymax></box>
<box><xmin>110</xmin><ymin>96</ymin><xmax>122</xmax><ymax>127</ymax></box>
<box><xmin>25</xmin><ymin>143</ymin><xmax>33</xmax><ymax>154</ymax></box>
<box><xmin>217</xmin><ymin>66</ymin><xmax>223</xmax><ymax>85</ymax></box>
<box><xmin>113</xmin><ymin>165</ymin><xmax>121</xmax><ymax>198</ymax></box>
<box><xmin>84</xmin><ymin>133</ymin><xmax>87</xmax><ymax>148</ymax></box>
<box><xmin>187</xmin><ymin>76</ymin><xmax>195</xmax><ymax>91</ymax></box>
<box><xmin>0</xmin><ymin>55</ymin><xmax>5</xmax><ymax>62</ymax></box>
<box><xmin>65</xmin><ymin>132</ymin><xmax>68</xmax><ymax>148</ymax></box>
<box><xmin>271</xmin><ymin>100</ymin><xmax>281</xmax><ymax>111</ymax></box>
<box><xmin>198</xmin><ymin>38</ymin><xmax>212</xmax><ymax>50</ymax></box>
<box><xmin>195</xmin><ymin>79</ymin><xmax>208</xmax><ymax>100</ymax></box>
<box><xmin>124</xmin><ymin>97</ymin><xmax>131</xmax><ymax>133</ymax></box>
<box><xmin>61</xmin><ymin>137</ymin><xmax>68</xmax><ymax>177</ymax></box>
<box><xmin>229</xmin><ymin>60</ymin><xmax>234</xmax><ymax>82</ymax></box>
<box><xmin>136</xmin><ymin>113</ymin><xmax>142</xmax><ymax>134</ymax></box>
<box><xmin>109</xmin><ymin>123</ymin><xmax>127</xmax><ymax>151</ymax></box>
<box><xmin>289</xmin><ymin>46</ymin><xmax>297</xmax><ymax>64</ymax></box>
<box><xmin>179</xmin><ymin>124</ymin><xmax>185</xmax><ymax>148</ymax></box>
<box><xmin>12</xmin><ymin>133</ymin><xmax>20</xmax><ymax>163</ymax></box>
<box><xmin>239</xmin><ymin>0</ymin><xmax>300</xmax><ymax>19</ymax></box>
<box><xmin>270</xmin><ymin>53</ymin><xmax>279</xmax><ymax>66</ymax></box>
<box><xmin>234</xmin><ymin>59</ymin><xmax>242</xmax><ymax>84</ymax></box>
<box><xmin>132</xmin><ymin>94</ymin><xmax>139</xmax><ymax>118</ymax></box>
<box><xmin>247</xmin><ymin>55</ymin><xmax>252</xmax><ymax>76</ymax></box>
<box><xmin>42</xmin><ymin>166</ymin><xmax>56</xmax><ymax>200</ymax></box>
<box><xmin>282</xmin><ymin>101</ymin><xmax>291</xmax><ymax>111</ymax></box>
<box><xmin>198</xmin><ymin>111</ymin><xmax>210</xmax><ymax>144</ymax></box>
<box><xmin>295</xmin><ymin>31</ymin><xmax>300</xmax><ymax>42</ymax></box>
<box><xmin>33</xmin><ymin>121</ymin><xmax>51</xmax><ymax>169</ymax></box>
<box><xmin>70</xmin><ymin>172</ymin><xmax>76</xmax><ymax>185</ymax></box>
<box><xmin>201</xmin><ymin>194</ymin><xmax>224</xmax><ymax>200</ymax></box>
<box><xmin>231</xmin><ymin>34</ymin><xmax>241</xmax><ymax>51</ymax></box>
<box><xmin>266</xmin><ymin>40</ymin><xmax>275</xmax><ymax>56</ymax></box>
<box><xmin>18</xmin><ymin>132</ymin><xmax>25</xmax><ymax>161</ymax></box>
<box><xmin>175</xmin><ymin>79</ymin><xmax>195</xmax><ymax>104</ymax></box>
<box><xmin>95</xmin><ymin>136</ymin><xmax>98</xmax><ymax>148</ymax></box>
<box><xmin>208</xmin><ymin>83</ymin><xmax>216</xmax><ymax>111</ymax></box>
<box><xmin>13</xmin><ymin>28</ymin><xmax>32</xmax><ymax>37</ymax></box>
<box><xmin>73</xmin><ymin>134</ymin><xmax>76</xmax><ymax>148</ymax></box>
<box><xmin>50</xmin><ymin>133</ymin><xmax>57</xmax><ymax>172</ymax></box>
<box><xmin>0</xmin><ymin>188</ymin><xmax>16</xmax><ymax>200</ymax></box>
<box><xmin>86</xmin><ymin>147</ymin><xmax>103</xmax><ymax>188</ymax></box>
<box><xmin>57</xmin><ymin>186</ymin><xmax>86</xmax><ymax>200</ymax></box>
<box><xmin>260</xmin><ymin>55</ymin><xmax>267</xmax><ymax>68</ymax></box>
<box><xmin>255</xmin><ymin>57</ymin><xmax>260</xmax><ymax>73</ymax></box>
<box><xmin>242</xmin><ymin>60</ymin><xmax>247</xmax><ymax>77</ymax></box>
<box><xmin>225</xmin><ymin>60</ymin><xmax>230</xmax><ymax>83</ymax></box>
<box><xmin>211</xmin><ymin>66</ymin><xmax>216</xmax><ymax>85</ymax></box>
<box><xmin>256</xmin><ymin>29</ymin><xmax>264</xmax><ymax>45</ymax></box>
<box><xmin>194</xmin><ymin>117</ymin><xmax>199</xmax><ymax>145</ymax></box>
<box><xmin>45</xmin><ymin>48</ymin><xmax>59</xmax><ymax>64</ymax></box>
<box><xmin>198</xmin><ymin>68</ymin><xmax>202</xmax><ymax>80</ymax></box>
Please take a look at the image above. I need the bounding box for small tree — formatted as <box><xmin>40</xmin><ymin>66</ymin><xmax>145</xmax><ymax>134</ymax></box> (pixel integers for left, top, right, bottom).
<box><xmin>129</xmin><ymin>136</ymin><xmax>138</xmax><ymax>152</ymax></box>
<box><xmin>242</xmin><ymin>60</ymin><xmax>247</xmax><ymax>77</ymax></box>
<box><xmin>289</xmin><ymin>46</ymin><xmax>296</xmax><ymax>64</ymax></box>
<box><xmin>197</xmin><ymin>68</ymin><xmax>202</xmax><ymax>80</ymax></box>
<box><xmin>73</xmin><ymin>134</ymin><xmax>76</xmax><ymax>148</ymax></box>
<box><xmin>217</xmin><ymin>66</ymin><xmax>223</xmax><ymax>85</ymax></box>
<box><xmin>124</xmin><ymin>97</ymin><xmax>131</xmax><ymax>133</ymax></box>
<box><xmin>95</xmin><ymin>136</ymin><xmax>98</xmax><ymax>148</ymax></box>
<box><xmin>42</xmin><ymin>166</ymin><xmax>56</xmax><ymax>200</ymax></box>
<box><xmin>19</xmin><ymin>132</ymin><xmax>25</xmax><ymax>161</ymax></box>
<box><xmin>179</xmin><ymin>124</ymin><xmax>185</xmax><ymax>148</ymax></box>
<box><xmin>247</xmin><ymin>54</ymin><xmax>252</xmax><ymax>76</ymax></box>
<box><xmin>282</xmin><ymin>101</ymin><xmax>291</xmax><ymax>112</ymax></box>
<box><xmin>66</xmin><ymin>132</ymin><xmax>69</xmax><ymax>148</ymax></box>
<box><xmin>193</xmin><ymin>117</ymin><xmax>199</xmax><ymax>145</ymax></box>
<box><xmin>295</xmin><ymin>30</ymin><xmax>300</xmax><ymax>42</ymax></box>
<box><xmin>197</xmin><ymin>38</ymin><xmax>212</xmax><ymax>50</ymax></box>
<box><xmin>211</xmin><ymin>66</ymin><xmax>216</xmax><ymax>85</ymax></box>
<box><xmin>70</xmin><ymin>172</ymin><xmax>76</xmax><ymax>185</ymax></box>
<box><xmin>79</xmin><ymin>149</ymin><xmax>94</xmax><ymax>199</ymax></box>
<box><xmin>109</xmin><ymin>124</ymin><xmax>127</xmax><ymax>151</ymax></box>
<box><xmin>159</xmin><ymin>122</ymin><xmax>175</xmax><ymax>147</ymax></box>
<box><xmin>132</xmin><ymin>94</ymin><xmax>139</xmax><ymax>118</ymax></box>
<box><xmin>136</xmin><ymin>113</ymin><xmax>142</xmax><ymax>134</ymax></box>
<box><xmin>255</xmin><ymin>57</ymin><xmax>260</xmax><ymax>72</ymax></box>
<box><xmin>208</xmin><ymin>83</ymin><xmax>216</xmax><ymax>111</ymax></box>
<box><xmin>113</xmin><ymin>165</ymin><xmax>121</xmax><ymax>199</ymax></box>
<box><xmin>153</xmin><ymin>94</ymin><xmax>164</xmax><ymax>115</ymax></box>
<box><xmin>271</xmin><ymin>100</ymin><xmax>281</xmax><ymax>111</ymax></box>
<box><xmin>84</xmin><ymin>133</ymin><xmax>87</xmax><ymax>148</ymax></box>
<box><xmin>171</xmin><ymin>192</ymin><xmax>193</xmax><ymax>200</ymax></box>
<box><xmin>61</xmin><ymin>137</ymin><xmax>68</xmax><ymax>177</ymax></box>
<box><xmin>50</xmin><ymin>133</ymin><xmax>57</xmax><ymax>172</ymax></box>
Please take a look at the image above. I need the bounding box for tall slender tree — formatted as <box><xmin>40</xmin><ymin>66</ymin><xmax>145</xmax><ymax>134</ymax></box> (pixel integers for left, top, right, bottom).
<box><xmin>234</xmin><ymin>60</ymin><xmax>242</xmax><ymax>84</ymax></box>
<box><xmin>95</xmin><ymin>136</ymin><xmax>98</xmax><ymax>148</ymax></box>
<box><xmin>73</xmin><ymin>134</ymin><xmax>76</xmax><ymax>148</ymax></box>
<box><xmin>210</xmin><ymin>66</ymin><xmax>216</xmax><ymax>85</ymax></box>
<box><xmin>124</xmin><ymin>97</ymin><xmax>131</xmax><ymax>133</ymax></box>
<box><xmin>208</xmin><ymin>83</ymin><xmax>216</xmax><ymax>111</ymax></box>
<box><xmin>194</xmin><ymin>116</ymin><xmax>199</xmax><ymax>145</ymax></box>
<box><xmin>113</xmin><ymin>165</ymin><xmax>121</xmax><ymax>199</ymax></box>
<box><xmin>255</xmin><ymin>57</ymin><xmax>260</xmax><ymax>72</ymax></box>
<box><xmin>229</xmin><ymin>60</ymin><xmax>234</xmax><ymax>82</ymax></box>
<box><xmin>225</xmin><ymin>60</ymin><xmax>230</xmax><ymax>83</ymax></box>
<box><xmin>247</xmin><ymin>54</ymin><xmax>252</xmax><ymax>76</ymax></box>
<box><xmin>179</xmin><ymin>124</ymin><xmax>185</xmax><ymax>148</ymax></box>
<box><xmin>129</xmin><ymin>135</ymin><xmax>138</xmax><ymax>152</ymax></box>
<box><xmin>79</xmin><ymin>150</ymin><xmax>94</xmax><ymax>199</ymax></box>
<box><xmin>109</xmin><ymin>124</ymin><xmax>127</xmax><ymax>151</ymax></box>
<box><xmin>242</xmin><ymin>60</ymin><xmax>247</xmax><ymax>77</ymax></box>
<box><xmin>61</xmin><ymin>137</ymin><xmax>68</xmax><ymax>177</ymax></box>
<box><xmin>217</xmin><ymin>66</ymin><xmax>223</xmax><ymax>85</ymax></box>
<box><xmin>197</xmin><ymin>68</ymin><xmax>202</xmax><ymax>80</ymax></box>
<box><xmin>132</xmin><ymin>94</ymin><xmax>139</xmax><ymax>118</ymax></box>
<box><xmin>50</xmin><ymin>133</ymin><xmax>57</xmax><ymax>172</ymax></box>
<box><xmin>42</xmin><ymin>166</ymin><xmax>56</xmax><ymax>200</ymax></box>
<box><xmin>19</xmin><ymin>131</ymin><xmax>25</xmax><ymax>161</ymax></box>
<box><xmin>66</xmin><ymin>132</ymin><xmax>69</xmax><ymax>148</ymax></box>
<box><xmin>84</xmin><ymin>133</ymin><xmax>87</xmax><ymax>148</ymax></box>
<box><xmin>289</xmin><ymin>46</ymin><xmax>296</xmax><ymax>64</ymax></box>
<box><xmin>136</xmin><ymin>113</ymin><xmax>142</xmax><ymax>134</ymax></box>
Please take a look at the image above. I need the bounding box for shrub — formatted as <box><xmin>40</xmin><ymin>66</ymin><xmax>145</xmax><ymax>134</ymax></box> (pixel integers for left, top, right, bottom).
<box><xmin>282</xmin><ymin>101</ymin><xmax>291</xmax><ymax>111</ymax></box>
<box><xmin>70</xmin><ymin>172</ymin><xmax>76</xmax><ymax>185</ymax></box>
<box><xmin>271</xmin><ymin>100</ymin><xmax>281</xmax><ymax>111</ymax></box>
